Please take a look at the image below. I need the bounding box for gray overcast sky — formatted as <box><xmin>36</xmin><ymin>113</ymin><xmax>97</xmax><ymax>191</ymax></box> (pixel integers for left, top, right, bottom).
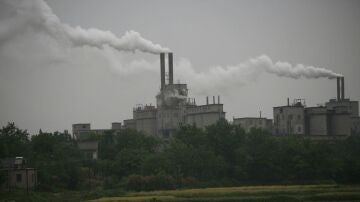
<box><xmin>0</xmin><ymin>0</ymin><xmax>359</xmax><ymax>133</ymax></box>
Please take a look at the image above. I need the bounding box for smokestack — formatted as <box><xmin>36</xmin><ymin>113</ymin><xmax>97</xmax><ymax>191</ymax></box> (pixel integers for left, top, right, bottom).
<box><xmin>168</xmin><ymin>53</ymin><xmax>173</xmax><ymax>85</ymax></box>
<box><xmin>287</xmin><ymin>98</ymin><xmax>290</xmax><ymax>106</ymax></box>
<box><xmin>260</xmin><ymin>111</ymin><xmax>262</xmax><ymax>118</ymax></box>
<box><xmin>160</xmin><ymin>53</ymin><xmax>165</xmax><ymax>90</ymax></box>
<box><xmin>341</xmin><ymin>77</ymin><xmax>345</xmax><ymax>100</ymax></box>
<box><xmin>213</xmin><ymin>96</ymin><xmax>215</xmax><ymax>104</ymax></box>
<box><xmin>218</xmin><ymin>96</ymin><xmax>220</xmax><ymax>104</ymax></box>
<box><xmin>337</xmin><ymin>77</ymin><xmax>341</xmax><ymax>101</ymax></box>
<box><xmin>206</xmin><ymin>96</ymin><xmax>209</xmax><ymax>105</ymax></box>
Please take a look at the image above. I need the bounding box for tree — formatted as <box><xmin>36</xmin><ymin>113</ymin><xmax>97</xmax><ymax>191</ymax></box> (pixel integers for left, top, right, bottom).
<box><xmin>0</xmin><ymin>122</ymin><xmax>30</xmax><ymax>158</ymax></box>
<box><xmin>30</xmin><ymin>131</ymin><xmax>82</xmax><ymax>190</ymax></box>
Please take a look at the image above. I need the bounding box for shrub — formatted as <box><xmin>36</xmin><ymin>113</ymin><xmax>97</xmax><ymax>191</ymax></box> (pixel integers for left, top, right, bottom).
<box><xmin>126</xmin><ymin>174</ymin><xmax>177</xmax><ymax>191</ymax></box>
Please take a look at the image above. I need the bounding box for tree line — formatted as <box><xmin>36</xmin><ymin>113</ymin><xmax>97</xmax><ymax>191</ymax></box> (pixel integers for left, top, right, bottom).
<box><xmin>1</xmin><ymin>120</ymin><xmax>360</xmax><ymax>192</ymax></box>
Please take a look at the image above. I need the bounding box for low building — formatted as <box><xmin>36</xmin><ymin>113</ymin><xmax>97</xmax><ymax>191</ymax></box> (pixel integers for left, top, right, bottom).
<box><xmin>0</xmin><ymin>157</ymin><xmax>37</xmax><ymax>191</ymax></box>
<box><xmin>233</xmin><ymin>117</ymin><xmax>272</xmax><ymax>133</ymax></box>
<box><xmin>185</xmin><ymin>102</ymin><xmax>225</xmax><ymax>130</ymax></box>
<box><xmin>72</xmin><ymin>122</ymin><xmax>122</xmax><ymax>160</ymax></box>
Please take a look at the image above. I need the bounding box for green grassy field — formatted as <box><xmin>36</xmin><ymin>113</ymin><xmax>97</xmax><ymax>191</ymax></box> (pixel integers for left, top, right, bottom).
<box><xmin>90</xmin><ymin>184</ymin><xmax>360</xmax><ymax>202</ymax></box>
<box><xmin>2</xmin><ymin>184</ymin><xmax>360</xmax><ymax>201</ymax></box>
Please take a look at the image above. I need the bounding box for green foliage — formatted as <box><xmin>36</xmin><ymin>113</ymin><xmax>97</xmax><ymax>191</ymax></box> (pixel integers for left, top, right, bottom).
<box><xmin>1</xmin><ymin>121</ymin><xmax>360</xmax><ymax>195</ymax></box>
<box><xmin>126</xmin><ymin>174</ymin><xmax>177</xmax><ymax>191</ymax></box>
<box><xmin>30</xmin><ymin>131</ymin><xmax>82</xmax><ymax>191</ymax></box>
<box><xmin>0</xmin><ymin>122</ymin><xmax>30</xmax><ymax>158</ymax></box>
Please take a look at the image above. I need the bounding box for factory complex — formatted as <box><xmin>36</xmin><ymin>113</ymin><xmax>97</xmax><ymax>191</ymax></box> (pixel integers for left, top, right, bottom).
<box><xmin>72</xmin><ymin>53</ymin><xmax>360</xmax><ymax>159</ymax></box>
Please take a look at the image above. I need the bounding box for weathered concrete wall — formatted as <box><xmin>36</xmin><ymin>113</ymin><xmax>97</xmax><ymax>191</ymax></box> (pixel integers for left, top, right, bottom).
<box><xmin>274</xmin><ymin>106</ymin><xmax>305</xmax><ymax>135</ymax></box>
<box><xmin>233</xmin><ymin>117</ymin><xmax>272</xmax><ymax>132</ymax></box>
<box><xmin>185</xmin><ymin>104</ymin><xmax>225</xmax><ymax>129</ymax></box>
<box><xmin>8</xmin><ymin>169</ymin><xmax>37</xmax><ymax>189</ymax></box>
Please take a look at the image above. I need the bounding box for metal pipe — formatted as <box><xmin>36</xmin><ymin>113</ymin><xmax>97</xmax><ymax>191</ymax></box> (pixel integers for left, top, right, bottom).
<box><xmin>160</xmin><ymin>53</ymin><xmax>165</xmax><ymax>90</ymax></box>
<box><xmin>341</xmin><ymin>77</ymin><xmax>345</xmax><ymax>100</ymax></box>
<box><xmin>168</xmin><ymin>53</ymin><xmax>173</xmax><ymax>84</ymax></box>
<box><xmin>337</xmin><ymin>77</ymin><xmax>341</xmax><ymax>101</ymax></box>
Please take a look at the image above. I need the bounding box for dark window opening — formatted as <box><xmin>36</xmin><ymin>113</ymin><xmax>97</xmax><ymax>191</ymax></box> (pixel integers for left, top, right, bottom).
<box><xmin>16</xmin><ymin>174</ymin><xmax>22</xmax><ymax>183</ymax></box>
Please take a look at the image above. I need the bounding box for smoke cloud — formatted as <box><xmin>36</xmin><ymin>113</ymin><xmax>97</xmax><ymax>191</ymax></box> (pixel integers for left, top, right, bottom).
<box><xmin>175</xmin><ymin>55</ymin><xmax>342</xmax><ymax>95</ymax></box>
<box><xmin>0</xmin><ymin>0</ymin><xmax>169</xmax><ymax>54</ymax></box>
<box><xmin>0</xmin><ymin>0</ymin><xmax>342</xmax><ymax>97</ymax></box>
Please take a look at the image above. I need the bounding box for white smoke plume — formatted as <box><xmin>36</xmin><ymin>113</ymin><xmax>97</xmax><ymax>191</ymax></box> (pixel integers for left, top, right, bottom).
<box><xmin>0</xmin><ymin>0</ymin><xmax>342</xmax><ymax>96</ymax></box>
<box><xmin>0</xmin><ymin>0</ymin><xmax>169</xmax><ymax>54</ymax></box>
<box><xmin>175</xmin><ymin>55</ymin><xmax>342</xmax><ymax>95</ymax></box>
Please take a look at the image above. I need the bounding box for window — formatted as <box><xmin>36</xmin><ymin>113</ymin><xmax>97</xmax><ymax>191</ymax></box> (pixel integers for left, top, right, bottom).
<box><xmin>16</xmin><ymin>173</ymin><xmax>22</xmax><ymax>183</ymax></box>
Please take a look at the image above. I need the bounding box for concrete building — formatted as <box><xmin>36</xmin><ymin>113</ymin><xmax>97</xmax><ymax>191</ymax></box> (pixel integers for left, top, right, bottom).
<box><xmin>0</xmin><ymin>157</ymin><xmax>37</xmax><ymax>191</ymax></box>
<box><xmin>273</xmin><ymin>98</ymin><xmax>306</xmax><ymax>135</ymax></box>
<box><xmin>72</xmin><ymin>123</ymin><xmax>91</xmax><ymax>139</ymax></box>
<box><xmin>72</xmin><ymin>122</ymin><xmax>122</xmax><ymax>159</ymax></box>
<box><xmin>233</xmin><ymin>116</ymin><xmax>273</xmax><ymax>133</ymax></box>
<box><xmin>273</xmin><ymin>77</ymin><xmax>360</xmax><ymax>137</ymax></box>
<box><xmin>185</xmin><ymin>100</ymin><xmax>225</xmax><ymax>130</ymax></box>
<box><xmin>128</xmin><ymin>52</ymin><xmax>225</xmax><ymax>138</ymax></box>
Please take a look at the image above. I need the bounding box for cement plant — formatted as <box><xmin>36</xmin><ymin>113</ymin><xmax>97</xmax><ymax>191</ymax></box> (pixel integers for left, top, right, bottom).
<box><xmin>72</xmin><ymin>52</ymin><xmax>360</xmax><ymax>160</ymax></box>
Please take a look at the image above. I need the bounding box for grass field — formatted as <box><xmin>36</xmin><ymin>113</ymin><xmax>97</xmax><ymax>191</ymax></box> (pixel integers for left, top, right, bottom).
<box><xmin>90</xmin><ymin>184</ymin><xmax>360</xmax><ymax>202</ymax></box>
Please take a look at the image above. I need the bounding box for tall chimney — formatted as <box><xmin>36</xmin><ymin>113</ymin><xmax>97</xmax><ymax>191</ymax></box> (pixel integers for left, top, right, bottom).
<box><xmin>160</xmin><ymin>53</ymin><xmax>165</xmax><ymax>90</ymax></box>
<box><xmin>341</xmin><ymin>77</ymin><xmax>345</xmax><ymax>100</ymax></box>
<box><xmin>213</xmin><ymin>96</ymin><xmax>215</xmax><ymax>104</ymax></box>
<box><xmin>287</xmin><ymin>98</ymin><xmax>290</xmax><ymax>106</ymax></box>
<box><xmin>337</xmin><ymin>77</ymin><xmax>341</xmax><ymax>101</ymax></box>
<box><xmin>218</xmin><ymin>96</ymin><xmax>220</xmax><ymax>104</ymax></box>
<box><xmin>206</xmin><ymin>96</ymin><xmax>209</xmax><ymax>105</ymax></box>
<box><xmin>168</xmin><ymin>52</ymin><xmax>173</xmax><ymax>85</ymax></box>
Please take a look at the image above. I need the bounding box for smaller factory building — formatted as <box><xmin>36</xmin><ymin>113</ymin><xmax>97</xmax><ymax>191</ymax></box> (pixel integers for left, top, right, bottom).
<box><xmin>72</xmin><ymin>122</ymin><xmax>122</xmax><ymax>159</ymax></box>
<box><xmin>273</xmin><ymin>77</ymin><xmax>360</xmax><ymax>137</ymax></box>
<box><xmin>233</xmin><ymin>116</ymin><xmax>273</xmax><ymax>133</ymax></box>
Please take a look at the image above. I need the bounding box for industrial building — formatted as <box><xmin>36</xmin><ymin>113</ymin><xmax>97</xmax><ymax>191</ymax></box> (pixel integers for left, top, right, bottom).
<box><xmin>123</xmin><ymin>53</ymin><xmax>225</xmax><ymax>138</ymax></box>
<box><xmin>273</xmin><ymin>77</ymin><xmax>360</xmax><ymax>137</ymax></box>
<box><xmin>233</xmin><ymin>112</ymin><xmax>273</xmax><ymax>133</ymax></box>
<box><xmin>72</xmin><ymin>52</ymin><xmax>360</xmax><ymax>148</ymax></box>
<box><xmin>72</xmin><ymin>122</ymin><xmax>122</xmax><ymax>159</ymax></box>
